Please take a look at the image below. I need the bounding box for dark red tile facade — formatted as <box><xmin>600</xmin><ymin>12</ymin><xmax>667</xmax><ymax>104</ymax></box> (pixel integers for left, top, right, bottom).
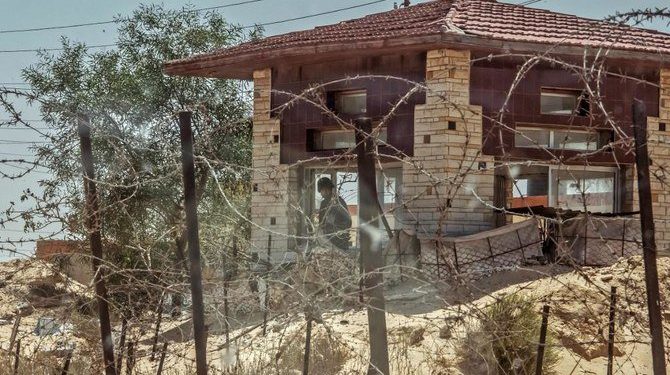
<box><xmin>470</xmin><ymin>57</ymin><xmax>659</xmax><ymax>164</ymax></box>
<box><xmin>273</xmin><ymin>53</ymin><xmax>426</xmax><ymax>164</ymax></box>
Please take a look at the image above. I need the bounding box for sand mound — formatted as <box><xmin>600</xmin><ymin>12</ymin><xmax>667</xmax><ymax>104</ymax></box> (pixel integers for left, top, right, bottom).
<box><xmin>196</xmin><ymin>255</ymin><xmax>669</xmax><ymax>374</ymax></box>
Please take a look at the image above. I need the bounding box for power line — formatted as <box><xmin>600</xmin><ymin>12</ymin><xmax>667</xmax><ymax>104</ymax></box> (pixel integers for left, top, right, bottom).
<box><xmin>0</xmin><ymin>152</ymin><xmax>37</xmax><ymax>157</ymax></box>
<box><xmin>0</xmin><ymin>0</ymin><xmax>264</xmax><ymax>34</ymax></box>
<box><xmin>242</xmin><ymin>0</ymin><xmax>387</xmax><ymax>28</ymax></box>
<box><xmin>0</xmin><ymin>0</ymin><xmax>388</xmax><ymax>54</ymax></box>
<box><xmin>0</xmin><ymin>119</ymin><xmax>47</xmax><ymax>122</ymax></box>
<box><xmin>0</xmin><ymin>44</ymin><xmax>117</xmax><ymax>54</ymax></box>
<box><xmin>0</xmin><ymin>87</ymin><xmax>35</xmax><ymax>91</ymax></box>
<box><xmin>518</xmin><ymin>0</ymin><xmax>543</xmax><ymax>5</ymax></box>
<box><xmin>0</xmin><ymin>140</ymin><xmax>50</xmax><ymax>145</ymax></box>
<box><xmin>0</xmin><ymin>127</ymin><xmax>52</xmax><ymax>131</ymax></box>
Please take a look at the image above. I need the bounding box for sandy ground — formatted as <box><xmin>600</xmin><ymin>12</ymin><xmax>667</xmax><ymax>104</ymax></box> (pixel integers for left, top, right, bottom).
<box><xmin>1</xmin><ymin>256</ymin><xmax>668</xmax><ymax>374</ymax></box>
<box><xmin>131</xmin><ymin>256</ymin><xmax>669</xmax><ymax>374</ymax></box>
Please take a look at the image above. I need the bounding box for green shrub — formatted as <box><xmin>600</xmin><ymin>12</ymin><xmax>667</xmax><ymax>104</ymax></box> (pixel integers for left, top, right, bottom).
<box><xmin>458</xmin><ymin>294</ymin><xmax>559</xmax><ymax>375</ymax></box>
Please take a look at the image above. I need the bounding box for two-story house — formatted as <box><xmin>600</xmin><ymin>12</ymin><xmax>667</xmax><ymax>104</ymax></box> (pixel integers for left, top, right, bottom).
<box><xmin>165</xmin><ymin>0</ymin><xmax>670</xmax><ymax>265</ymax></box>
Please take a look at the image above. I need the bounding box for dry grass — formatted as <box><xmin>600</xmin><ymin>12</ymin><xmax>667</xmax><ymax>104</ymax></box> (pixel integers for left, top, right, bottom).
<box><xmin>0</xmin><ymin>351</ymin><xmax>89</xmax><ymax>375</ymax></box>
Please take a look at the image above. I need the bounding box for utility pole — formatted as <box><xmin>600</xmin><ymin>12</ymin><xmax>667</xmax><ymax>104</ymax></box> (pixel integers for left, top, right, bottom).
<box><xmin>355</xmin><ymin>118</ymin><xmax>390</xmax><ymax>375</ymax></box>
<box><xmin>632</xmin><ymin>99</ymin><xmax>667</xmax><ymax>375</ymax></box>
<box><xmin>178</xmin><ymin>111</ymin><xmax>208</xmax><ymax>375</ymax></box>
<box><xmin>77</xmin><ymin>114</ymin><xmax>117</xmax><ymax>375</ymax></box>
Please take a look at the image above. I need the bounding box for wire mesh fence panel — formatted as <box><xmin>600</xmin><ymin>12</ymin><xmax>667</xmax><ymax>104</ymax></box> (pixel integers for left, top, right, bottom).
<box><xmin>421</xmin><ymin>218</ymin><xmax>543</xmax><ymax>281</ymax></box>
<box><xmin>557</xmin><ymin>215</ymin><xmax>643</xmax><ymax>266</ymax></box>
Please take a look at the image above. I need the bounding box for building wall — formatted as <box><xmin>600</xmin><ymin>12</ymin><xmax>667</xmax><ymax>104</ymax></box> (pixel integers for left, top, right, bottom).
<box><xmin>35</xmin><ymin>240</ymin><xmax>93</xmax><ymax>286</ymax></box>
<box><xmin>251</xmin><ymin>51</ymin><xmax>666</xmax><ymax>257</ymax></box>
<box><xmin>250</xmin><ymin>69</ymin><xmax>295</xmax><ymax>264</ymax></box>
<box><xmin>639</xmin><ymin>68</ymin><xmax>670</xmax><ymax>253</ymax></box>
<box><xmin>402</xmin><ymin>49</ymin><xmax>496</xmax><ymax>237</ymax></box>
<box><xmin>470</xmin><ymin>57</ymin><xmax>659</xmax><ymax>164</ymax></box>
<box><xmin>272</xmin><ymin>53</ymin><xmax>426</xmax><ymax>164</ymax></box>
<box><xmin>35</xmin><ymin>240</ymin><xmax>81</xmax><ymax>259</ymax></box>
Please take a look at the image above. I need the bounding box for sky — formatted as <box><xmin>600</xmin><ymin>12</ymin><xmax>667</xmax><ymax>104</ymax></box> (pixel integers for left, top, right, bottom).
<box><xmin>0</xmin><ymin>0</ymin><xmax>668</xmax><ymax>260</ymax></box>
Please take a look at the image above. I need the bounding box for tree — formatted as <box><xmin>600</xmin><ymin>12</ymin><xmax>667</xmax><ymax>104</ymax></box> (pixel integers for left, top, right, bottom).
<box><xmin>11</xmin><ymin>4</ymin><xmax>257</xmax><ymax>318</ymax></box>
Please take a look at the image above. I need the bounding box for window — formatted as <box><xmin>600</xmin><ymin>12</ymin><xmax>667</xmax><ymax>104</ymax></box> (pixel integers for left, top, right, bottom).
<box><xmin>515</xmin><ymin>126</ymin><xmax>611</xmax><ymax>151</ymax></box>
<box><xmin>328</xmin><ymin>90</ymin><xmax>366</xmax><ymax>115</ymax></box>
<box><xmin>307</xmin><ymin>127</ymin><xmax>388</xmax><ymax>151</ymax></box>
<box><xmin>308</xmin><ymin>167</ymin><xmax>402</xmax><ymax>248</ymax></box>
<box><xmin>509</xmin><ymin>165</ymin><xmax>617</xmax><ymax>213</ymax></box>
<box><xmin>541</xmin><ymin>89</ymin><xmax>589</xmax><ymax>116</ymax></box>
<box><xmin>510</xmin><ymin>165</ymin><xmax>550</xmax><ymax>207</ymax></box>
<box><xmin>515</xmin><ymin>127</ymin><xmax>551</xmax><ymax>148</ymax></box>
<box><xmin>554</xmin><ymin>169</ymin><xmax>616</xmax><ymax>213</ymax></box>
<box><xmin>317</xmin><ymin>130</ymin><xmax>356</xmax><ymax>150</ymax></box>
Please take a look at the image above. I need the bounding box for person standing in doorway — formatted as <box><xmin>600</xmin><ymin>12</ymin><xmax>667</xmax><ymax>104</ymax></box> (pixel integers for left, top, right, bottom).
<box><xmin>317</xmin><ymin>177</ymin><xmax>352</xmax><ymax>251</ymax></box>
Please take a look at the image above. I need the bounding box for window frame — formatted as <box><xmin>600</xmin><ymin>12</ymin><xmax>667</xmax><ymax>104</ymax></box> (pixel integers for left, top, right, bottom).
<box><xmin>510</xmin><ymin>164</ymin><xmax>620</xmax><ymax>213</ymax></box>
<box><xmin>306</xmin><ymin>124</ymin><xmax>388</xmax><ymax>151</ymax></box>
<box><xmin>540</xmin><ymin>87</ymin><xmax>590</xmax><ymax>116</ymax></box>
<box><xmin>327</xmin><ymin>89</ymin><xmax>367</xmax><ymax>116</ymax></box>
<box><xmin>514</xmin><ymin>125</ymin><xmax>611</xmax><ymax>152</ymax></box>
<box><xmin>548</xmin><ymin>165</ymin><xmax>619</xmax><ymax>212</ymax></box>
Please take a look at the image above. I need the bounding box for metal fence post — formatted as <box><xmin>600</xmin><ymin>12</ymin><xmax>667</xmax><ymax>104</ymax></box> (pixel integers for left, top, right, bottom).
<box><xmin>116</xmin><ymin>317</ymin><xmax>127</xmax><ymax>372</ymax></box>
<box><xmin>126</xmin><ymin>341</ymin><xmax>135</xmax><ymax>375</ymax></box>
<box><xmin>156</xmin><ymin>342</ymin><xmax>169</xmax><ymax>375</ymax></box>
<box><xmin>150</xmin><ymin>298</ymin><xmax>164</xmax><ymax>361</ymax></box>
<box><xmin>302</xmin><ymin>316</ymin><xmax>313</xmax><ymax>375</ymax></box>
<box><xmin>535</xmin><ymin>305</ymin><xmax>550</xmax><ymax>375</ymax></box>
<box><xmin>262</xmin><ymin>233</ymin><xmax>271</xmax><ymax>336</ymax></box>
<box><xmin>61</xmin><ymin>349</ymin><xmax>73</xmax><ymax>375</ymax></box>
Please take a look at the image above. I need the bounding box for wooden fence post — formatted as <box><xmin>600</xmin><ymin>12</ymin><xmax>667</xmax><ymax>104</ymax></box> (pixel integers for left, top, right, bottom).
<box><xmin>77</xmin><ymin>114</ymin><xmax>117</xmax><ymax>375</ymax></box>
<box><xmin>355</xmin><ymin>118</ymin><xmax>390</xmax><ymax>375</ymax></box>
<box><xmin>12</xmin><ymin>339</ymin><xmax>20</xmax><ymax>375</ymax></box>
<box><xmin>178</xmin><ymin>111</ymin><xmax>208</xmax><ymax>375</ymax></box>
<box><xmin>8</xmin><ymin>314</ymin><xmax>20</xmax><ymax>354</ymax></box>
<box><xmin>607</xmin><ymin>286</ymin><xmax>617</xmax><ymax>375</ymax></box>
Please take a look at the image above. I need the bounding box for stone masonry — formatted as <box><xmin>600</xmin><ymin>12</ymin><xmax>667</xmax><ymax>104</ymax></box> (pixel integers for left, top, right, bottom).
<box><xmin>402</xmin><ymin>49</ymin><xmax>496</xmax><ymax>238</ymax></box>
<box><xmin>634</xmin><ymin>68</ymin><xmax>670</xmax><ymax>254</ymax></box>
<box><xmin>250</xmin><ymin>69</ymin><xmax>295</xmax><ymax>264</ymax></box>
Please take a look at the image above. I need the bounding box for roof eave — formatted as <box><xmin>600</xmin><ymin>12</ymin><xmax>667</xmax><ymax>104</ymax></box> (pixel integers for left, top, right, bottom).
<box><xmin>163</xmin><ymin>33</ymin><xmax>670</xmax><ymax>80</ymax></box>
<box><xmin>163</xmin><ymin>34</ymin><xmax>445</xmax><ymax>80</ymax></box>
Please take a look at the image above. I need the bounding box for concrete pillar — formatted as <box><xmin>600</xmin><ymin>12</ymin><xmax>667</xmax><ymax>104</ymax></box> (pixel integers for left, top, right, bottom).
<box><xmin>639</xmin><ymin>68</ymin><xmax>670</xmax><ymax>253</ymax></box>
<box><xmin>249</xmin><ymin>68</ymin><xmax>295</xmax><ymax>264</ymax></box>
<box><xmin>402</xmin><ymin>49</ymin><xmax>495</xmax><ymax>238</ymax></box>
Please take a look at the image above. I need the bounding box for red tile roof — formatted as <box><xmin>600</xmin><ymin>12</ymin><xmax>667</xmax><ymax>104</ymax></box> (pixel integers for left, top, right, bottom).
<box><xmin>167</xmin><ymin>0</ymin><xmax>451</xmax><ymax>70</ymax></box>
<box><xmin>452</xmin><ymin>0</ymin><xmax>670</xmax><ymax>54</ymax></box>
<box><xmin>224</xmin><ymin>1</ymin><xmax>451</xmax><ymax>58</ymax></box>
<box><xmin>165</xmin><ymin>0</ymin><xmax>670</xmax><ymax>77</ymax></box>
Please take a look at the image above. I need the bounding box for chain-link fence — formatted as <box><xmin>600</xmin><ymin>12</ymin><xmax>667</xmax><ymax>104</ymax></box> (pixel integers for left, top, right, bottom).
<box><xmin>553</xmin><ymin>214</ymin><xmax>643</xmax><ymax>266</ymax></box>
<box><xmin>420</xmin><ymin>218</ymin><xmax>543</xmax><ymax>281</ymax></box>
